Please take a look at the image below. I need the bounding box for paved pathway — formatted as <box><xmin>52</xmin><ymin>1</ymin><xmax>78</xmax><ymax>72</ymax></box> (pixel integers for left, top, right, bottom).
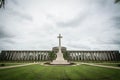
<box><xmin>82</xmin><ymin>63</ymin><xmax>120</xmax><ymax>70</ymax></box>
<box><xmin>1</xmin><ymin>63</ymin><xmax>120</xmax><ymax>70</ymax></box>
<box><xmin>0</xmin><ymin>63</ymin><xmax>36</xmax><ymax>69</ymax></box>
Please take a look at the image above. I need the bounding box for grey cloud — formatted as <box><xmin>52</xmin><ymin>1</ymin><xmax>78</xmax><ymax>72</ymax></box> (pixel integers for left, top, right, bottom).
<box><xmin>113</xmin><ymin>16</ymin><xmax>120</xmax><ymax>29</ymax></box>
<box><xmin>11</xmin><ymin>0</ymin><xmax>19</xmax><ymax>6</ymax></box>
<box><xmin>112</xmin><ymin>39</ymin><xmax>120</xmax><ymax>44</ymax></box>
<box><xmin>56</xmin><ymin>13</ymin><xmax>88</xmax><ymax>27</ymax></box>
<box><xmin>66</xmin><ymin>41</ymin><xmax>91</xmax><ymax>50</ymax></box>
<box><xmin>0</xmin><ymin>46</ymin><xmax>7</xmax><ymax>51</ymax></box>
<box><xmin>69</xmin><ymin>44</ymin><xmax>91</xmax><ymax>50</ymax></box>
<box><xmin>114</xmin><ymin>16</ymin><xmax>120</xmax><ymax>21</ymax></box>
<box><xmin>0</xmin><ymin>25</ymin><xmax>14</xmax><ymax>39</ymax></box>
<box><xmin>0</xmin><ymin>0</ymin><xmax>120</xmax><ymax>51</ymax></box>
<box><xmin>8</xmin><ymin>9</ymin><xmax>33</xmax><ymax>22</ymax></box>
<box><xmin>46</xmin><ymin>14</ymin><xmax>55</xmax><ymax>20</ymax></box>
<box><xmin>0</xmin><ymin>39</ymin><xmax>14</xmax><ymax>51</ymax></box>
<box><xmin>96</xmin><ymin>39</ymin><xmax>120</xmax><ymax>45</ymax></box>
<box><xmin>0</xmin><ymin>29</ymin><xmax>15</xmax><ymax>50</ymax></box>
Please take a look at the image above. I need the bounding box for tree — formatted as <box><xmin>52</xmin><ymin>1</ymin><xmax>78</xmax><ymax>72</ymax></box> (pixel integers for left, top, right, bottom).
<box><xmin>0</xmin><ymin>0</ymin><xmax>5</xmax><ymax>8</ymax></box>
<box><xmin>63</xmin><ymin>51</ymin><xmax>69</xmax><ymax>60</ymax></box>
<box><xmin>48</xmin><ymin>51</ymin><xmax>56</xmax><ymax>61</ymax></box>
<box><xmin>115</xmin><ymin>0</ymin><xmax>120</xmax><ymax>3</ymax></box>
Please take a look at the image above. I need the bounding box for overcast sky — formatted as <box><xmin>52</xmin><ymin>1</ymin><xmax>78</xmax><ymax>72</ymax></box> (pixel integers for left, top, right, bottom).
<box><xmin>0</xmin><ymin>0</ymin><xmax>120</xmax><ymax>51</ymax></box>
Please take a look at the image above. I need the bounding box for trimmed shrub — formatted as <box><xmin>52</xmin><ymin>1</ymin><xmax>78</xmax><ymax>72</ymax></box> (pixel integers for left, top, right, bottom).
<box><xmin>0</xmin><ymin>64</ymin><xmax>5</xmax><ymax>67</ymax></box>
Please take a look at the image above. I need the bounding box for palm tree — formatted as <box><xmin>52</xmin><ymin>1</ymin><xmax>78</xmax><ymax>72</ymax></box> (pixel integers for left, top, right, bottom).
<box><xmin>115</xmin><ymin>0</ymin><xmax>120</xmax><ymax>3</ymax></box>
<box><xmin>0</xmin><ymin>0</ymin><xmax>5</xmax><ymax>8</ymax></box>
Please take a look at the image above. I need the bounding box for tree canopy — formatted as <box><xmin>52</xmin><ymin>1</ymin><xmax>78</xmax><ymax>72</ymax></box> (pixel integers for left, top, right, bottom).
<box><xmin>115</xmin><ymin>0</ymin><xmax>120</xmax><ymax>3</ymax></box>
<box><xmin>0</xmin><ymin>0</ymin><xmax>5</xmax><ymax>8</ymax></box>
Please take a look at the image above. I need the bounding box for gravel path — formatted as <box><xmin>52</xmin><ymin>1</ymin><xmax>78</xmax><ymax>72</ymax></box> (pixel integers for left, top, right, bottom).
<box><xmin>82</xmin><ymin>63</ymin><xmax>120</xmax><ymax>70</ymax></box>
<box><xmin>0</xmin><ymin>63</ymin><xmax>36</xmax><ymax>69</ymax></box>
<box><xmin>1</xmin><ymin>62</ymin><xmax>120</xmax><ymax>70</ymax></box>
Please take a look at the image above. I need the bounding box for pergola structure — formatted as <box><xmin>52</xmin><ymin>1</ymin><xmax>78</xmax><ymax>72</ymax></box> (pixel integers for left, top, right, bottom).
<box><xmin>0</xmin><ymin>50</ymin><xmax>120</xmax><ymax>62</ymax></box>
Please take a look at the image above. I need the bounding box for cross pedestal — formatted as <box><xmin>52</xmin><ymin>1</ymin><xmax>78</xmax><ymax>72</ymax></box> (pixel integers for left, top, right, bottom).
<box><xmin>50</xmin><ymin>34</ymin><xmax>70</xmax><ymax>64</ymax></box>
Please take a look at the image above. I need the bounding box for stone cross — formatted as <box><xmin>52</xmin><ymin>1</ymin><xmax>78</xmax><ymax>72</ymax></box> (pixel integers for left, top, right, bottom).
<box><xmin>57</xmin><ymin>34</ymin><xmax>62</xmax><ymax>53</ymax></box>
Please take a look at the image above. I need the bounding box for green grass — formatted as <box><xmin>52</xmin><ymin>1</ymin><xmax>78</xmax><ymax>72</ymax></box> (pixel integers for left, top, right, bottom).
<box><xmin>0</xmin><ymin>64</ymin><xmax>120</xmax><ymax>80</ymax></box>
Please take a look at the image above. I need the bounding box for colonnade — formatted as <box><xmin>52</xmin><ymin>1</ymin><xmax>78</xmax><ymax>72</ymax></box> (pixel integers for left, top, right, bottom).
<box><xmin>0</xmin><ymin>51</ymin><xmax>51</xmax><ymax>62</ymax></box>
<box><xmin>0</xmin><ymin>50</ymin><xmax>120</xmax><ymax>62</ymax></box>
<box><xmin>67</xmin><ymin>51</ymin><xmax>120</xmax><ymax>61</ymax></box>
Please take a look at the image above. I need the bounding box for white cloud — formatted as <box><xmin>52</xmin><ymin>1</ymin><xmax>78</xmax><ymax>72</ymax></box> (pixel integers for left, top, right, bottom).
<box><xmin>0</xmin><ymin>0</ymin><xmax>120</xmax><ymax>51</ymax></box>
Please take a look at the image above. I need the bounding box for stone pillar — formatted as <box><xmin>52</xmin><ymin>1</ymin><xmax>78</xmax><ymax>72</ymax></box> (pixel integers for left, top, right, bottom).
<box><xmin>96</xmin><ymin>52</ymin><xmax>99</xmax><ymax>61</ymax></box>
<box><xmin>78</xmin><ymin>52</ymin><xmax>80</xmax><ymax>61</ymax></box>
<box><xmin>108</xmin><ymin>52</ymin><xmax>112</xmax><ymax>61</ymax></box>
<box><xmin>7</xmin><ymin>52</ymin><xmax>9</xmax><ymax>60</ymax></box>
<box><xmin>95</xmin><ymin>52</ymin><xmax>97</xmax><ymax>61</ymax></box>
<box><xmin>45</xmin><ymin>52</ymin><xmax>48</xmax><ymax>60</ymax></box>
<box><xmin>71</xmin><ymin>53</ymin><xmax>73</xmax><ymax>61</ymax></box>
<box><xmin>33</xmin><ymin>51</ymin><xmax>35</xmax><ymax>61</ymax></box>
<box><xmin>89</xmin><ymin>52</ymin><xmax>92</xmax><ymax>61</ymax></box>
<box><xmin>84</xmin><ymin>52</ymin><xmax>86</xmax><ymax>61</ymax></box>
<box><xmin>105</xmin><ymin>52</ymin><xmax>109</xmax><ymax>61</ymax></box>
<box><xmin>91</xmin><ymin>52</ymin><xmax>94</xmax><ymax>61</ymax></box>
<box><xmin>107</xmin><ymin>52</ymin><xmax>111</xmax><ymax>61</ymax></box>
<box><xmin>86</xmin><ymin>52</ymin><xmax>89</xmax><ymax>61</ymax></box>
<box><xmin>74</xmin><ymin>53</ymin><xmax>76</xmax><ymax>61</ymax></box>
<box><xmin>40</xmin><ymin>52</ymin><xmax>42</xmax><ymax>61</ymax></box>
<box><xmin>81</xmin><ymin>52</ymin><xmax>83</xmax><ymax>61</ymax></box>
<box><xmin>114</xmin><ymin>51</ymin><xmax>118</xmax><ymax>61</ymax></box>
<box><xmin>11</xmin><ymin>52</ymin><xmax>13</xmax><ymax>61</ymax></box>
<box><xmin>12</xmin><ymin>52</ymin><xmax>15</xmax><ymax>61</ymax></box>
<box><xmin>103</xmin><ymin>52</ymin><xmax>107</xmax><ymax>61</ymax></box>
<box><xmin>116</xmin><ymin>51</ymin><xmax>120</xmax><ymax>61</ymax></box>
<box><xmin>36</xmin><ymin>51</ymin><xmax>39</xmax><ymax>62</ymax></box>
<box><xmin>99</xmin><ymin>52</ymin><xmax>102</xmax><ymax>61</ymax></box>
<box><xmin>6</xmin><ymin>52</ymin><xmax>8</xmax><ymax>61</ymax></box>
<box><xmin>14</xmin><ymin>52</ymin><xmax>17</xmax><ymax>61</ymax></box>
<box><xmin>38</xmin><ymin>52</ymin><xmax>40</xmax><ymax>61</ymax></box>
<box><xmin>35</xmin><ymin>52</ymin><xmax>37</xmax><ymax>61</ymax></box>
<box><xmin>23</xmin><ymin>51</ymin><xmax>25</xmax><ymax>61</ymax></box>
<box><xmin>90</xmin><ymin>52</ymin><xmax>92</xmax><ymax>61</ymax></box>
<box><xmin>110</xmin><ymin>51</ymin><xmax>114</xmax><ymax>61</ymax></box>
<box><xmin>17</xmin><ymin>51</ymin><xmax>20</xmax><ymax>61</ymax></box>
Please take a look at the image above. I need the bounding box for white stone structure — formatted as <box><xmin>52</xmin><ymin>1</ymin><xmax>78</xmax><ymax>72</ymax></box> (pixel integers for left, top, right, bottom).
<box><xmin>50</xmin><ymin>34</ymin><xmax>70</xmax><ymax>64</ymax></box>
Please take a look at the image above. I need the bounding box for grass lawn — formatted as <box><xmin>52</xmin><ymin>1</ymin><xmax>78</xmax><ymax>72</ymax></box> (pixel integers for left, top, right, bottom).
<box><xmin>0</xmin><ymin>63</ymin><xmax>25</xmax><ymax>67</ymax></box>
<box><xmin>0</xmin><ymin>64</ymin><xmax>120</xmax><ymax>80</ymax></box>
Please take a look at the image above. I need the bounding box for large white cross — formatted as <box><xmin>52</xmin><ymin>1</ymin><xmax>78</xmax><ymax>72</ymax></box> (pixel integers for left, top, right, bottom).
<box><xmin>57</xmin><ymin>34</ymin><xmax>62</xmax><ymax>53</ymax></box>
